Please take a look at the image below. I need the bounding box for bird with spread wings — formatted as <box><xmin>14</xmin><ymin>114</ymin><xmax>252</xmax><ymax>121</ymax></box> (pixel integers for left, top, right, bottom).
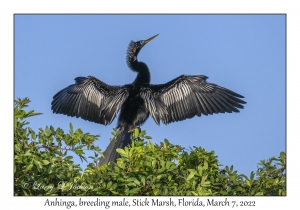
<box><xmin>51</xmin><ymin>34</ymin><xmax>246</xmax><ymax>165</ymax></box>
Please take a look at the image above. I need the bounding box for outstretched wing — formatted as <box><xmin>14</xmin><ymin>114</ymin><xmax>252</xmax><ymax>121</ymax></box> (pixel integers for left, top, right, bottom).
<box><xmin>140</xmin><ymin>75</ymin><xmax>246</xmax><ymax>125</ymax></box>
<box><xmin>51</xmin><ymin>76</ymin><xmax>129</xmax><ymax>125</ymax></box>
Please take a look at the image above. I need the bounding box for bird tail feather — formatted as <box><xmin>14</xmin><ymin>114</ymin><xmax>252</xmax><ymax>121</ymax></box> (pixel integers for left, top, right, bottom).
<box><xmin>98</xmin><ymin>130</ymin><xmax>131</xmax><ymax>166</ymax></box>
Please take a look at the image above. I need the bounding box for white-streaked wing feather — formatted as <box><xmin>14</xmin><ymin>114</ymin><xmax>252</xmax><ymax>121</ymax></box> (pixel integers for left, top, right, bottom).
<box><xmin>141</xmin><ymin>75</ymin><xmax>246</xmax><ymax>125</ymax></box>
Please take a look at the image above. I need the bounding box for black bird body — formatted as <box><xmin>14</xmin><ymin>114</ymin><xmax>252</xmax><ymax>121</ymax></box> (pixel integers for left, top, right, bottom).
<box><xmin>117</xmin><ymin>84</ymin><xmax>150</xmax><ymax>130</ymax></box>
<box><xmin>51</xmin><ymin>34</ymin><xmax>246</xmax><ymax>165</ymax></box>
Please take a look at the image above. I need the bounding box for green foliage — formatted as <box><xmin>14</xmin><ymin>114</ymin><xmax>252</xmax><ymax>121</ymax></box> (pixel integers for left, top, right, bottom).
<box><xmin>14</xmin><ymin>98</ymin><xmax>286</xmax><ymax>196</ymax></box>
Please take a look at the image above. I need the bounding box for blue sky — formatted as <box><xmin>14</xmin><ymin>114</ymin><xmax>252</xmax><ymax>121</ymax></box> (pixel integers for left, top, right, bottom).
<box><xmin>14</xmin><ymin>14</ymin><xmax>285</xmax><ymax>176</ymax></box>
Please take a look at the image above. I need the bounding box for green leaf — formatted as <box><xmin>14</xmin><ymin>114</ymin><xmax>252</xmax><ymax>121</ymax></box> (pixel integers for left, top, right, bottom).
<box><xmin>34</xmin><ymin>159</ymin><xmax>43</xmax><ymax>170</ymax></box>
<box><xmin>187</xmin><ymin>171</ymin><xmax>195</xmax><ymax>181</ymax></box>
<box><xmin>69</xmin><ymin>123</ymin><xmax>74</xmax><ymax>134</ymax></box>
<box><xmin>204</xmin><ymin>161</ymin><xmax>208</xmax><ymax>170</ymax></box>
<box><xmin>197</xmin><ymin>166</ymin><xmax>203</xmax><ymax>176</ymax></box>
<box><xmin>134</xmin><ymin>179</ymin><xmax>140</xmax><ymax>185</ymax></box>
<box><xmin>117</xmin><ymin>160</ymin><xmax>125</xmax><ymax>169</ymax></box>
<box><xmin>156</xmin><ymin>167</ymin><xmax>167</xmax><ymax>174</ymax></box>
<box><xmin>139</xmin><ymin>130</ymin><xmax>146</xmax><ymax>137</ymax></box>
<box><xmin>31</xmin><ymin>132</ymin><xmax>36</xmax><ymax>140</ymax></box>
<box><xmin>280</xmin><ymin>152</ymin><xmax>285</xmax><ymax>160</ymax></box>
<box><xmin>128</xmin><ymin>187</ymin><xmax>140</xmax><ymax>195</ymax></box>
<box><xmin>152</xmin><ymin>160</ymin><xmax>157</xmax><ymax>168</ymax></box>
<box><xmin>24</xmin><ymin>150</ymin><xmax>32</xmax><ymax>156</ymax></box>
<box><xmin>42</xmin><ymin>160</ymin><xmax>50</xmax><ymax>165</ymax></box>
<box><xmin>44</xmin><ymin>126</ymin><xmax>51</xmax><ymax>137</ymax></box>
<box><xmin>134</xmin><ymin>128</ymin><xmax>139</xmax><ymax>138</ymax></box>
<box><xmin>140</xmin><ymin>176</ymin><xmax>145</xmax><ymax>186</ymax></box>
<box><xmin>75</xmin><ymin>149</ymin><xmax>84</xmax><ymax>156</ymax></box>
<box><xmin>24</xmin><ymin>163</ymin><xmax>33</xmax><ymax>172</ymax></box>
<box><xmin>202</xmin><ymin>181</ymin><xmax>211</xmax><ymax>187</ymax></box>
<box><xmin>110</xmin><ymin>183</ymin><xmax>117</xmax><ymax>190</ymax></box>
<box><xmin>166</xmin><ymin>161</ymin><xmax>173</xmax><ymax>169</ymax></box>
<box><xmin>116</xmin><ymin>148</ymin><xmax>127</xmax><ymax>157</ymax></box>
<box><xmin>210</xmin><ymin>176</ymin><xmax>215</xmax><ymax>184</ymax></box>
<box><xmin>191</xmin><ymin>191</ymin><xmax>198</xmax><ymax>196</ymax></box>
<box><xmin>127</xmin><ymin>177</ymin><xmax>137</xmax><ymax>182</ymax></box>
<box><xmin>107</xmin><ymin>181</ymin><xmax>112</xmax><ymax>188</ymax></box>
<box><xmin>153</xmin><ymin>188</ymin><xmax>159</xmax><ymax>195</ymax></box>
<box><xmin>250</xmin><ymin>171</ymin><xmax>255</xmax><ymax>180</ymax></box>
<box><xmin>125</xmin><ymin>147</ymin><xmax>129</xmax><ymax>155</ymax></box>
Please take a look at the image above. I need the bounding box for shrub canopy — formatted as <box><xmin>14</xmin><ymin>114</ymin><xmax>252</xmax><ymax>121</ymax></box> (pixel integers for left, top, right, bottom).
<box><xmin>14</xmin><ymin>98</ymin><xmax>286</xmax><ymax>196</ymax></box>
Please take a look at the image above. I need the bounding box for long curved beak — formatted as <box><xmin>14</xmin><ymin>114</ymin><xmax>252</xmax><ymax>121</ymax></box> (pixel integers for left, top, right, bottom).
<box><xmin>145</xmin><ymin>34</ymin><xmax>159</xmax><ymax>44</ymax></box>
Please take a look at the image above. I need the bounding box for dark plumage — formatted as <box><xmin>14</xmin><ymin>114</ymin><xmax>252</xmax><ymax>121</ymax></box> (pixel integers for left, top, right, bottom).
<box><xmin>51</xmin><ymin>34</ymin><xmax>246</xmax><ymax>165</ymax></box>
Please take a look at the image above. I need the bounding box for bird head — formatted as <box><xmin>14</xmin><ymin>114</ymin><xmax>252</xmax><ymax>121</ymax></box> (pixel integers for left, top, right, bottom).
<box><xmin>127</xmin><ymin>34</ymin><xmax>159</xmax><ymax>65</ymax></box>
<box><xmin>136</xmin><ymin>34</ymin><xmax>159</xmax><ymax>50</ymax></box>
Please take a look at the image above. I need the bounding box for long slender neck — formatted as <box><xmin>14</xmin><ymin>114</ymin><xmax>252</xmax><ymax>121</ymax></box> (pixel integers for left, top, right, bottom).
<box><xmin>130</xmin><ymin>60</ymin><xmax>150</xmax><ymax>86</ymax></box>
<box><xmin>126</xmin><ymin>41</ymin><xmax>151</xmax><ymax>86</ymax></box>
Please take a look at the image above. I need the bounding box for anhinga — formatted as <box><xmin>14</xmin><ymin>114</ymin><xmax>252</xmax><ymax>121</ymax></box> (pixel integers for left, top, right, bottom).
<box><xmin>51</xmin><ymin>34</ymin><xmax>246</xmax><ymax>165</ymax></box>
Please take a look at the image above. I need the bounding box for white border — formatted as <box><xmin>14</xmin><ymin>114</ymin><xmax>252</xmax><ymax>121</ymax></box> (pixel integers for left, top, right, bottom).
<box><xmin>2</xmin><ymin>0</ymin><xmax>298</xmax><ymax>209</ymax></box>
